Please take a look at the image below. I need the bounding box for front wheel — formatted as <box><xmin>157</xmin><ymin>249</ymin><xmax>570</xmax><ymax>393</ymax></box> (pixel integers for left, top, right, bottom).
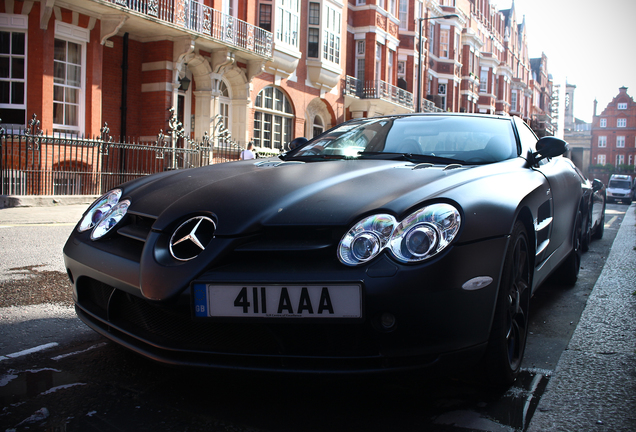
<box><xmin>482</xmin><ymin>221</ymin><xmax>531</xmax><ymax>388</ymax></box>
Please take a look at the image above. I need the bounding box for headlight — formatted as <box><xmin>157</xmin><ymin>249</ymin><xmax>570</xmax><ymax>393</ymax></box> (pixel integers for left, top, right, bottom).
<box><xmin>338</xmin><ymin>204</ymin><xmax>461</xmax><ymax>266</ymax></box>
<box><xmin>90</xmin><ymin>200</ymin><xmax>130</xmax><ymax>240</ymax></box>
<box><xmin>78</xmin><ymin>189</ymin><xmax>122</xmax><ymax>232</ymax></box>
<box><xmin>389</xmin><ymin>204</ymin><xmax>461</xmax><ymax>263</ymax></box>
<box><xmin>338</xmin><ymin>214</ymin><xmax>396</xmax><ymax>265</ymax></box>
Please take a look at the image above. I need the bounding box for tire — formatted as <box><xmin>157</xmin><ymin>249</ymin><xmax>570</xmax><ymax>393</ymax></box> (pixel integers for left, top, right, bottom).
<box><xmin>482</xmin><ymin>221</ymin><xmax>531</xmax><ymax>388</ymax></box>
<box><xmin>592</xmin><ymin>206</ymin><xmax>605</xmax><ymax>240</ymax></box>
<box><xmin>555</xmin><ymin>210</ymin><xmax>582</xmax><ymax>286</ymax></box>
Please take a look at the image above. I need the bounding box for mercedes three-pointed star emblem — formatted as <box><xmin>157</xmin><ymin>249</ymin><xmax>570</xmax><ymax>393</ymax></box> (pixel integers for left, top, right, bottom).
<box><xmin>169</xmin><ymin>216</ymin><xmax>216</xmax><ymax>261</ymax></box>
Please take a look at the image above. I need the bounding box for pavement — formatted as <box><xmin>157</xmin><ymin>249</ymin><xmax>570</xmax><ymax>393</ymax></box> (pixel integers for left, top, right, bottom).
<box><xmin>1</xmin><ymin>196</ymin><xmax>635</xmax><ymax>431</ymax></box>
<box><xmin>0</xmin><ymin>195</ymin><xmax>95</xmax><ymax>224</ymax></box>
<box><xmin>528</xmin><ymin>203</ymin><xmax>636</xmax><ymax>432</ymax></box>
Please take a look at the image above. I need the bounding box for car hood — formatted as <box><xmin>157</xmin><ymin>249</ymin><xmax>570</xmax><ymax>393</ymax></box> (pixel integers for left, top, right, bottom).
<box><xmin>123</xmin><ymin>158</ymin><xmax>514</xmax><ymax>236</ymax></box>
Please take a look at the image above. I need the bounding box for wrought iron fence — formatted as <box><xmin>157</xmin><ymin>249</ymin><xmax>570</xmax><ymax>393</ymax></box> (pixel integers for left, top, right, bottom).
<box><xmin>0</xmin><ymin>113</ymin><xmax>246</xmax><ymax>196</ymax></box>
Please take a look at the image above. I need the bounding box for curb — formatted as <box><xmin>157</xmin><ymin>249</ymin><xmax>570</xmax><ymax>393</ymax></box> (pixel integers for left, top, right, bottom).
<box><xmin>0</xmin><ymin>195</ymin><xmax>99</xmax><ymax>209</ymax></box>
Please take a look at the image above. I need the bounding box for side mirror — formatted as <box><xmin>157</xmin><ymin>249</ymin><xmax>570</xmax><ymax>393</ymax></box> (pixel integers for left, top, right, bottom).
<box><xmin>533</xmin><ymin>136</ymin><xmax>569</xmax><ymax>163</ymax></box>
<box><xmin>288</xmin><ymin>137</ymin><xmax>308</xmax><ymax>151</ymax></box>
<box><xmin>592</xmin><ymin>178</ymin><xmax>604</xmax><ymax>192</ymax></box>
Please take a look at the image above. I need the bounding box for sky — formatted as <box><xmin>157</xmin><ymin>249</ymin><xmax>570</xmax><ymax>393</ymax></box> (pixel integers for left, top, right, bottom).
<box><xmin>495</xmin><ymin>0</ymin><xmax>636</xmax><ymax>124</ymax></box>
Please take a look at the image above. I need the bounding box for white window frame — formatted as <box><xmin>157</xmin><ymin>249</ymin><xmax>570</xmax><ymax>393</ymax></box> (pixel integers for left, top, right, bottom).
<box><xmin>389</xmin><ymin>0</ymin><xmax>396</xmax><ymax>16</ymax></box>
<box><xmin>397</xmin><ymin>60</ymin><xmax>405</xmax><ymax>76</ymax></box>
<box><xmin>597</xmin><ymin>154</ymin><xmax>606</xmax><ymax>165</ymax></box>
<box><xmin>312</xmin><ymin>115</ymin><xmax>324</xmax><ymax>138</ymax></box>
<box><xmin>598</xmin><ymin>136</ymin><xmax>607</xmax><ymax>148</ymax></box>
<box><xmin>617</xmin><ymin>154</ymin><xmax>625</xmax><ymax>166</ymax></box>
<box><xmin>440</xmin><ymin>28</ymin><xmax>449</xmax><ymax>58</ymax></box>
<box><xmin>355</xmin><ymin>40</ymin><xmax>365</xmax><ymax>81</ymax></box>
<box><xmin>479</xmin><ymin>68</ymin><xmax>488</xmax><ymax>93</ymax></box>
<box><xmin>217</xmin><ymin>79</ymin><xmax>231</xmax><ymax>140</ymax></box>
<box><xmin>53</xmin><ymin>21</ymin><xmax>89</xmax><ymax>136</ymax></box>
<box><xmin>253</xmin><ymin>86</ymin><xmax>294</xmax><ymax>150</ymax></box>
<box><xmin>322</xmin><ymin>4</ymin><xmax>341</xmax><ymax>65</ymax></box>
<box><xmin>511</xmin><ymin>90</ymin><xmax>518</xmax><ymax>112</ymax></box>
<box><xmin>276</xmin><ymin>0</ymin><xmax>300</xmax><ymax>49</ymax></box>
<box><xmin>600</xmin><ymin>118</ymin><xmax>607</xmax><ymax>128</ymax></box>
<box><xmin>617</xmin><ymin>118</ymin><xmax>626</xmax><ymax>127</ymax></box>
<box><xmin>0</xmin><ymin>13</ymin><xmax>28</xmax><ymax>130</ymax></box>
<box><xmin>375</xmin><ymin>42</ymin><xmax>382</xmax><ymax>81</ymax></box>
<box><xmin>618</xmin><ymin>102</ymin><xmax>627</xmax><ymax>110</ymax></box>
<box><xmin>398</xmin><ymin>0</ymin><xmax>408</xmax><ymax>29</ymax></box>
<box><xmin>454</xmin><ymin>31</ymin><xmax>460</xmax><ymax>61</ymax></box>
<box><xmin>438</xmin><ymin>82</ymin><xmax>447</xmax><ymax>110</ymax></box>
<box><xmin>307</xmin><ymin>2</ymin><xmax>320</xmax><ymax>59</ymax></box>
<box><xmin>617</xmin><ymin>136</ymin><xmax>625</xmax><ymax>148</ymax></box>
<box><xmin>258</xmin><ymin>1</ymin><xmax>273</xmax><ymax>32</ymax></box>
<box><xmin>223</xmin><ymin>0</ymin><xmax>238</xmax><ymax>17</ymax></box>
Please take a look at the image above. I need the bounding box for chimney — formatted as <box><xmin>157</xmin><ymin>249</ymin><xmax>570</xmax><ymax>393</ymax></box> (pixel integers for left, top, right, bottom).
<box><xmin>593</xmin><ymin>99</ymin><xmax>597</xmax><ymax>117</ymax></box>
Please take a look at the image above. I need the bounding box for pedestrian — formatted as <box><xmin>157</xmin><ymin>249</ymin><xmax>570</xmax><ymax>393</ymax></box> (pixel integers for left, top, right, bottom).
<box><xmin>240</xmin><ymin>142</ymin><xmax>256</xmax><ymax>160</ymax></box>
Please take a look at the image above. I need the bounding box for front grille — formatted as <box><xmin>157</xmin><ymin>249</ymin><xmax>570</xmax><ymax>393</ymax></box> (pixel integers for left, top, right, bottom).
<box><xmin>77</xmin><ymin>279</ymin><xmax>379</xmax><ymax>358</ymax></box>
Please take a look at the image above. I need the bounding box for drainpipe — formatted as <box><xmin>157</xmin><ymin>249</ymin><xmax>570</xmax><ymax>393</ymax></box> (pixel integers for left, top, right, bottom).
<box><xmin>120</xmin><ymin>33</ymin><xmax>128</xmax><ymax>175</ymax></box>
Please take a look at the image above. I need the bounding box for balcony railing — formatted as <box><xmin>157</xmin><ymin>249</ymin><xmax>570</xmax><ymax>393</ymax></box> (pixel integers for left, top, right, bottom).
<box><xmin>103</xmin><ymin>0</ymin><xmax>272</xmax><ymax>58</ymax></box>
<box><xmin>345</xmin><ymin>76</ymin><xmax>414</xmax><ymax>110</ymax></box>
<box><xmin>421</xmin><ymin>98</ymin><xmax>444</xmax><ymax>113</ymax></box>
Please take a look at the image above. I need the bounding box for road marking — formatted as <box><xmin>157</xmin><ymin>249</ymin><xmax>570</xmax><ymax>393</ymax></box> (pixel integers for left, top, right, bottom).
<box><xmin>0</xmin><ymin>342</ymin><xmax>59</xmax><ymax>362</ymax></box>
<box><xmin>51</xmin><ymin>342</ymin><xmax>107</xmax><ymax>361</ymax></box>
<box><xmin>605</xmin><ymin>215</ymin><xmax>618</xmax><ymax>228</ymax></box>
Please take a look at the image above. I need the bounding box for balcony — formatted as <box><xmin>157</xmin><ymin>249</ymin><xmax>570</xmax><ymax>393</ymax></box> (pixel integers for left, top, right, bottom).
<box><xmin>531</xmin><ymin>114</ymin><xmax>557</xmax><ymax>137</ymax></box>
<box><xmin>421</xmin><ymin>98</ymin><xmax>444</xmax><ymax>113</ymax></box>
<box><xmin>344</xmin><ymin>76</ymin><xmax>414</xmax><ymax>115</ymax></box>
<box><xmin>88</xmin><ymin>0</ymin><xmax>272</xmax><ymax>59</ymax></box>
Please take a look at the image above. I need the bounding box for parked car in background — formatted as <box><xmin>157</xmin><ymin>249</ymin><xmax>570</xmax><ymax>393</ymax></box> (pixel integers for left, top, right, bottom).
<box><xmin>63</xmin><ymin>114</ymin><xmax>599</xmax><ymax>388</ymax></box>
<box><xmin>581</xmin><ymin>177</ymin><xmax>606</xmax><ymax>252</ymax></box>
<box><xmin>606</xmin><ymin>174</ymin><xmax>634</xmax><ymax>204</ymax></box>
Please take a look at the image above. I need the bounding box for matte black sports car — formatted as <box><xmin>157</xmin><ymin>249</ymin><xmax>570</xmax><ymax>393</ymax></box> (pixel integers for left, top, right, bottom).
<box><xmin>63</xmin><ymin>114</ymin><xmax>603</xmax><ymax>386</ymax></box>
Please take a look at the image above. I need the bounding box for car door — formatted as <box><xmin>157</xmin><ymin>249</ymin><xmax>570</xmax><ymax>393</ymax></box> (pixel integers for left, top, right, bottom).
<box><xmin>515</xmin><ymin>118</ymin><xmax>581</xmax><ymax>266</ymax></box>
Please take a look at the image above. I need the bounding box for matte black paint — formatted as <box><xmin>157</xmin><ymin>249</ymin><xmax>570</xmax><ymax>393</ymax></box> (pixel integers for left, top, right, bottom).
<box><xmin>62</xmin><ymin>114</ymin><xmax>594</xmax><ymax>373</ymax></box>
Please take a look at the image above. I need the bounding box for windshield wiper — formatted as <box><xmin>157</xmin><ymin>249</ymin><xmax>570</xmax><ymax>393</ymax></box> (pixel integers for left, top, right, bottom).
<box><xmin>358</xmin><ymin>152</ymin><xmax>464</xmax><ymax>165</ymax></box>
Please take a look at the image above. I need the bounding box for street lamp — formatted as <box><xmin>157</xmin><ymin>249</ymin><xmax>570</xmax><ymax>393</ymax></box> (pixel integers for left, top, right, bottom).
<box><xmin>416</xmin><ymin>14</ymin><xmax>459</xmax><ymax>112</ymax></box>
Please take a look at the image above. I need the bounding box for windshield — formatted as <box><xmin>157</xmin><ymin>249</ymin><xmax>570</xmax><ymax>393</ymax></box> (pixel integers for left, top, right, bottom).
<box><xmin>609</xmin><ymin>180</ymin><xmax>631</xmax><ymax>189</ymax></box>
<box><xmin>285</xmin><ymin>115</ymin><xmax>518</xmax><ymax>164</ymax></box>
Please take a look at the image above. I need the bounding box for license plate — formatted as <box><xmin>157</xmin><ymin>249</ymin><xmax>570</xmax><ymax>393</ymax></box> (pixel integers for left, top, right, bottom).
<box><xmin>193</xmin><ymin>284</ymin><xmax>362</xmax><ymax>318</ymax></box>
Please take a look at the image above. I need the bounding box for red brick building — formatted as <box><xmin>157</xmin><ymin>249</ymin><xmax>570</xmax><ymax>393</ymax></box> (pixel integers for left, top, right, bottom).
<box><xmin>590</xmin><ymin>87</ymin><xmax>636</xmax><ymax>180</ymax></box>
<box><xmin>1</xmin><ymin>0</ymin><xmax>558</xmax><ymax>159</ymax></box>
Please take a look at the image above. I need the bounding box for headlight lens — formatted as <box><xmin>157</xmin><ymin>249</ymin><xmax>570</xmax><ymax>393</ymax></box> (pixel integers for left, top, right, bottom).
<box><xmin>90</xmin><ymin>200</ymin><xmax>130</xmax><ymax>240</ymax></box>
<box><xmin>389</xmin><ymin>204</ymin><xmax>461</xmax><ymax>262</ymax></box>
<box><xmin>338</xmin><ymin>204</ymin><xmax>461</xmax><ymax>265</ymax></box>
<box><xmin>338</xmin><ymin>214</ymin><xmax>396</xmax><ymax>265</ymax></box>
<box><xmin>78</xmin><ymin>189</ymin><xmax>122</xmax><ymax>232</ymax></box>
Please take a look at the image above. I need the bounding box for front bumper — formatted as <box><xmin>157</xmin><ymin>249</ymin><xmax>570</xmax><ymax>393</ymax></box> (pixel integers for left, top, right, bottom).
<box><xmin>64</xmin><ymin>234</ymin><xmax>509</xmax><ymax>373</ymax></box>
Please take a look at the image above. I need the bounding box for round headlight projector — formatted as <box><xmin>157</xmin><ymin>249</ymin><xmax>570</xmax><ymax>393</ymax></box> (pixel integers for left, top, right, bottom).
<box><xmin>338</xmin><ymin>203</ymin><xmax>461</xmax><ymax>266</ymax></box>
